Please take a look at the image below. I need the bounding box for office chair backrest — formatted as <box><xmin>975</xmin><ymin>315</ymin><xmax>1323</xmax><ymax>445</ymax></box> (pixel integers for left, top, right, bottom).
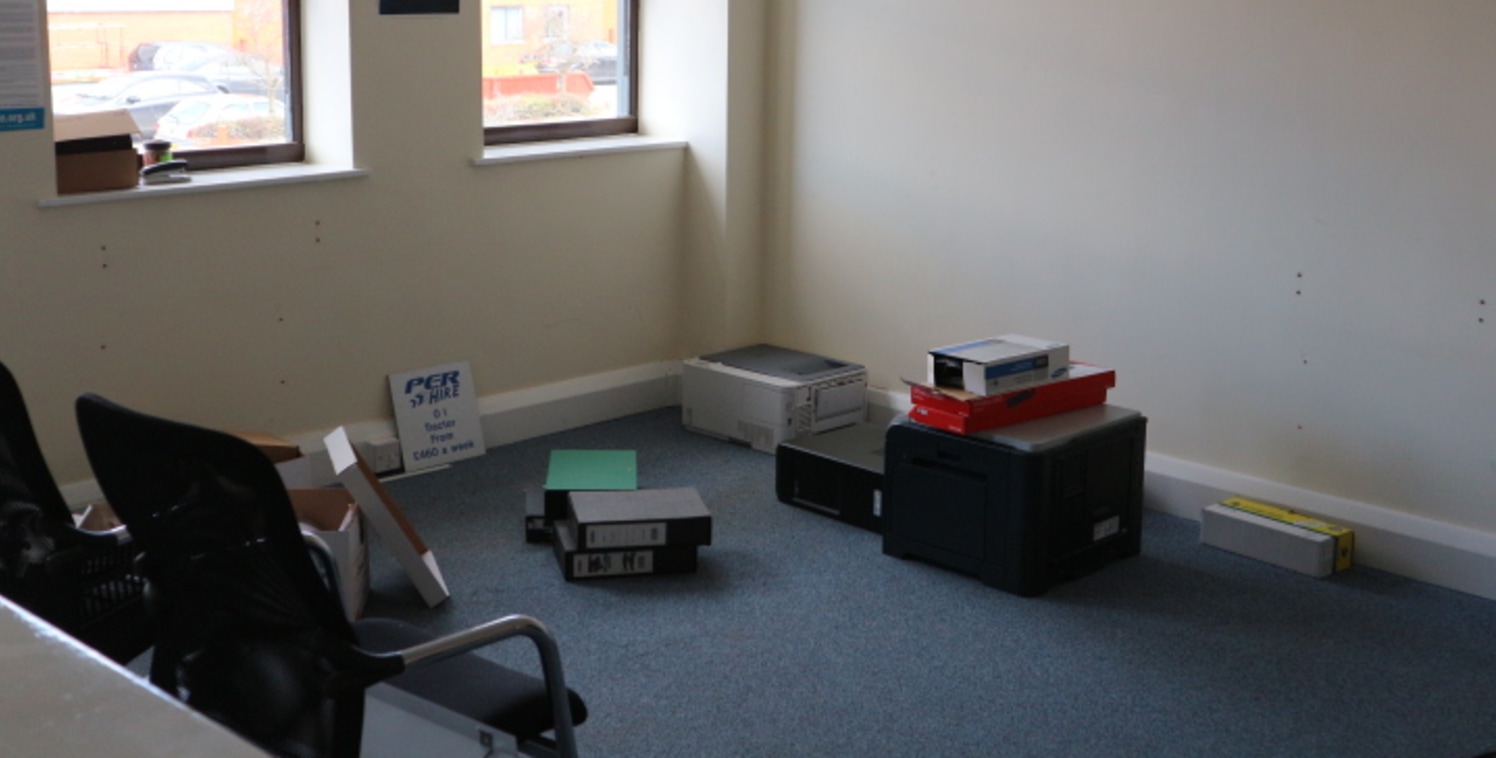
<box><xmin>76</xmin><ymin>393</ymin><xmax>371</xmax><ymax>758</ymax></box>
<box><xmin>0</xmin><ymin>361</ymin><xmax>74</xmax><ymax>524</ymax></box>
<box><xmin>0</xmin><ymin>363</ymin><xmax>151</xmax><ymax>665</ymax></box>
<box><xmin>0</xmin><ymin>360</ymin><xmax>60</xmax><ymax>605</ymax></box>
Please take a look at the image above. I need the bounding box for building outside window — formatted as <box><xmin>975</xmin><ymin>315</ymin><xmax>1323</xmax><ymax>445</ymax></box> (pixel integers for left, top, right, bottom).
<box><xmin>46</xmin><ymin>0</ymin><xmax>300</xmax><ymax>170</ymax></box>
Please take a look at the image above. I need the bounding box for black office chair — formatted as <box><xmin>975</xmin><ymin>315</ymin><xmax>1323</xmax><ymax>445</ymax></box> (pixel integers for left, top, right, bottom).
<box><xmin>75</xmin><ymin>393</ymin><xmax>585</xmax><ymax>758</ymax></box>
<box><xmin>0</xmin><ymin>361</ymin><xmax>151</xmax><ymax>665</ymax></box>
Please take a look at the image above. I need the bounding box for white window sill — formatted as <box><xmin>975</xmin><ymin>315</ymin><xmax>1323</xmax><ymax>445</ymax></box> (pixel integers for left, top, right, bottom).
<box><xmin>38</xmin><ymin>163</ymin><xmax>369</xmax><ymax>208</ymax></box>
<box><xmin>475</xmin><ymin>134</ymin><xmax>687</xmax><ymax>166</ymax></box>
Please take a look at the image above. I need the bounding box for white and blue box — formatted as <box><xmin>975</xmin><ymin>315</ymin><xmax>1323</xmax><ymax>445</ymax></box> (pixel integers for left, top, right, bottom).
<box><xmin>927</xmin><ymin>335</ymin><xmax>1070</xmax><ymax>396</ymax></box>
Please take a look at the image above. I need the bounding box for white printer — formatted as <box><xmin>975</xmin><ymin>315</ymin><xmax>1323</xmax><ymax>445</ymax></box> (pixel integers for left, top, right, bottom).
<box><xmin>681</xmin><ymin>344</ymin><xmax>868</xmax><ymax>453</ymax></box>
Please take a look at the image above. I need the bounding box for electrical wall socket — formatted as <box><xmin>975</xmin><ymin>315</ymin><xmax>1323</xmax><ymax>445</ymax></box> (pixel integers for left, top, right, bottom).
<box><xmin>366</xmin><ymin>436</ymin><xmax>403</xmax><ymax>474</ymax></box>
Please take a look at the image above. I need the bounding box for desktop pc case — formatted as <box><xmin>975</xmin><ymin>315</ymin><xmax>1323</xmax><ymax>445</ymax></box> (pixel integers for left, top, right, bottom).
<box><xmin>681</xmin><ymin>344</ymin><xmax>868</xmax><ymax>453</ymax></box>
<box><xmin>882</xmin><ymin>406</ymin><xmax>1147</xmax><ymax>597</ymax></box>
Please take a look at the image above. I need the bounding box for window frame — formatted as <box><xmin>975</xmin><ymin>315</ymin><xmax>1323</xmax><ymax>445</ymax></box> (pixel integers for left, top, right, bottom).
<box><xmin>180</xmin><ymin>0</ymin><xmax>303</xmax><ymax>170</ymax></box>
<box><xmin>482</xmin><ymin>0</ymin><xmax>637</xmax><ymax>146</ymax></box>
<box><xmin>86</xmin><ymin>0</ymin><xmax>304</xmax><ymax>172</ymax></box>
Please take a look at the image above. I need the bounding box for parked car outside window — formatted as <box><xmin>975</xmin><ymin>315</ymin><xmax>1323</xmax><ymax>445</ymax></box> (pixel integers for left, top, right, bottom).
<box><xmin>126</xmin><ymin>41</ymin><xmax>235</xmax><ymax>72</ymax></box>
<box><xmin>176</xmin><ymin>52</ymin><xmax>286</xmax><ymax>99</ymax></box>
<box><xmin>53</xmin><ymin>71</ymin><xmax>228</xmax><ymax>138</ymax></box>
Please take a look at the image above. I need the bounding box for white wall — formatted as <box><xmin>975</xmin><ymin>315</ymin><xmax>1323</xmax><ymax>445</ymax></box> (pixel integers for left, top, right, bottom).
<box><xmin>643</xmin><ymin>0</ymin><xmax>767</xmax><ymax>354</ymax></box>
<box><xmin>766</xmin><ymin>1</ymin><xmax>1496</xmax><ymax>535</ymax></box>
<box><xmin>7</xmin><ymin>0</ymin><xmax>1496</xmax><ymax>592</ymax></box>
<box><xmin>0</xmin><ymin>0</ymin><xmax>762</xmax><ymax>485</ymax></box>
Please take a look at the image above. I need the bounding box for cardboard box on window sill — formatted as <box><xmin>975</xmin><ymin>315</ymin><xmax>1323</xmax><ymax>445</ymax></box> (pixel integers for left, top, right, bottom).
<box><xmin>54</xmin><ymin>110</ymin><xmax>140</xmax><ymax>195</ymax></box>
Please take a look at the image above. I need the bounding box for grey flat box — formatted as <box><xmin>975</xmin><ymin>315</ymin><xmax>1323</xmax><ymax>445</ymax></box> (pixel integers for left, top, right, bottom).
<box><xmin>568</xmin><ymin>488</ymin><xmax>712</xmax><ymax>549</ymax></box>
<box><xmin>775</xmin><ymin>422</ymin><xmax>886</xmax><ymax>532</ymax></box>
<box><xmin>1200</xmin><ymin>503</ymin><xmax>1337</xmax><ymax>577</ymax></box>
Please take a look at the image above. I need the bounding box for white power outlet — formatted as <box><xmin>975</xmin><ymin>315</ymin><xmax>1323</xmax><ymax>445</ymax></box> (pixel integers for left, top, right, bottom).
<box><xmin>367</xmin><ymin>436</ymin><xmax>403</xmax><ymax>474</ymax></box>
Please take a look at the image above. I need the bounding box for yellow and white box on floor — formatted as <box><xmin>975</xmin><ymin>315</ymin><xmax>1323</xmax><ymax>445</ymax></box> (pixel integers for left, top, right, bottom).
<box><xmin>1200</xmin><ymin>497</ymin><xmax>1354</xmax><ymax>578</ymax></box>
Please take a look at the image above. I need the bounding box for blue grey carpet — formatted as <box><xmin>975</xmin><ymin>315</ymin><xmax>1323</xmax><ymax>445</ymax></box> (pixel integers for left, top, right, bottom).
<box><xmin>368</xmin><ymin>407</ymin><xmax>1496</xmax><ymax>758</ymax></box>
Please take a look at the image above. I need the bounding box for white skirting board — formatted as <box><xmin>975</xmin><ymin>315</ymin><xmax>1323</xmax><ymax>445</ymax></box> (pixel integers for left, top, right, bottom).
<box><xmin>63</xmin><ymin>365</ymin><xmax>1496</xmax><ymax>602</ymax></box>
<box><xmin>61</xmin><ymin>361</ymin><xmax>682</xmax><ymax>504</ymax></box>
<box><xmin>1144</xmin><ymin>453</ymin><xmax>1496</xmax><ymax>602</ymax></box>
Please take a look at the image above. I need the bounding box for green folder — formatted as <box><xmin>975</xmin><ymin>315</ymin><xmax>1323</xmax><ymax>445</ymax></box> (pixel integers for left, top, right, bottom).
<box><xmin>545</xmin><ymin>449</ymin><xmax>638</xmax><ymax>492</ymax></box>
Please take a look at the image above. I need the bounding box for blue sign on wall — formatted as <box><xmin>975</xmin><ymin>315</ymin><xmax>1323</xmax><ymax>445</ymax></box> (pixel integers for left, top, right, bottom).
<box><xmin>388</xmin><ymin>361</ymin><xmax>486</xmax><ymax>472</ymax></box>
<box><xmin>0</xmin><ymin>108</ymin><xmax>44</xmax><ymax>132</ymax></box>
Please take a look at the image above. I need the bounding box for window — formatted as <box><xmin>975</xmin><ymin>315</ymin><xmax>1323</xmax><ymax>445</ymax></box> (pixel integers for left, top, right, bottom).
<box><xmin>47</xmin><ymin>0</ymin><xmax>301</xmax><ymax>171</ymax></box>
<box><xmin>490</xmin><ymin>7</ymin><xmax>524</xmax><ymax>45</ymax></box>
<box><xmin>481</xmin><ymin>0</ymin><xmax>636</xmax><ymax>145</ymax></box>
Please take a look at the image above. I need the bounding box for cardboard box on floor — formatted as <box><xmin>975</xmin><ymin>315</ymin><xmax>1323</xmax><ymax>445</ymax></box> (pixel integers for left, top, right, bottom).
<box><xmin>54</xmin><ymin>110</ymin><xmax>140</xmax><ymax>195</ymax></box>
<box><xmin>228</xmin><ymin>426</ymin><xmax>450</xmax><ymax>608</ymax></box>
<box><xmin>74</xmin><ymin>501</ymin><xmax>123</xmax><ymax>532</ymax></box>
<box><xmin>326</xmin><ymin>426</ymin><xmax>450</xmax><ymax>607</ymax></box>
<box><xmin>228</xmin><ymin>429</ymin><xmax>370</xmax><ymax>618</ymax></box>
<box><xmin>226</xmin><ymin>429</ymin><xmax>304</xmax><ymax>463</ymax></box>
<box><xmin>290</xmin><ymin>487</ymin><xmax>369</xmax><ymax>619</ymax></box>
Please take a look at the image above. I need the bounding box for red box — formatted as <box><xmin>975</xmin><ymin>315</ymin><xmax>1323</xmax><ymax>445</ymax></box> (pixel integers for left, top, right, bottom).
<box><xmin>909</xmin><ymin>363</ymin><xmax>1115</xmax><ymax>434</ymax></box>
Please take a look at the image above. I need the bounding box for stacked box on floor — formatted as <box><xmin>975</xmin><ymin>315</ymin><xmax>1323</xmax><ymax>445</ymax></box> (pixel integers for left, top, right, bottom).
<box><xmin>907</xmin><ymin>362</ymin><xmax>1116</xmax><ymax>435</ymax></box>
<box><xmin>553</xmin><ymin>487</ymin><xmax>712</xmax><ymax>581</ymax></box>
<box><xmin>527</xmin><ymin>449</ymin><xmax>638</xmax><ymax>543</ymax></box>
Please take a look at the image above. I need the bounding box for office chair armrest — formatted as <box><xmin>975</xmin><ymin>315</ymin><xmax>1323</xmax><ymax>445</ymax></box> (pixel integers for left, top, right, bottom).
<box><xmin>59</xmin><ymin>522</ymin><xmax>131</xmax><ymax>547</ymax></box>
<box><xmin>42</xmin><ymin>523</ymin><xmax>135</xmax><ymax>576</ymax></box>
<box><xmin>300</xmin><ymin>531</ymin><xmax>575</xmax><ymax>756</ymax></box>
<box><xmin>395</xmin><ymin>615</ymin><xmax>578</xmax><ymax>758</ymax></box>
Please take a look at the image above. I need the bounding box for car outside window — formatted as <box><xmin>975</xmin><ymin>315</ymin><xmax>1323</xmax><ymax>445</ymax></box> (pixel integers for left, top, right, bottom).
<box><xmin>47</xmin><ymin>0</ymin><xmax>301</xmax><ymax>171</ymax></box>
<box><xmin>481</xmin><ymin>0</ymin><xmax>637</xmax><ymax>145</ymax></box>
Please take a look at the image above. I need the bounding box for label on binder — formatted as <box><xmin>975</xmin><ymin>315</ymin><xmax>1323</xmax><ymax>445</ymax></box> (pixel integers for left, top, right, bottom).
<box><xmin>574</xmin><ymin>550</ymin><xmax>655</xmax><ymax>578</ymax></box>
<box><xmin>584</xmin><ymin>521</ymin><xmax>668</xmax><ymax>549</ymax></box>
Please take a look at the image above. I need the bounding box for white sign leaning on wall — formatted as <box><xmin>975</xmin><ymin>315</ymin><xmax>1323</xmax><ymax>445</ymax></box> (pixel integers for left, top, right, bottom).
<box><xmin>388</xmin><ymin>361</ymin><xmax>486</xmax><ymax>472</ymax></box>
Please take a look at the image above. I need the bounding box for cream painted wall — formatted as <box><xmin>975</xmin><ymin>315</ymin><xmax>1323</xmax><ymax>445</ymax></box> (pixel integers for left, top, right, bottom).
<box><xmin>765</xmin><ymin>1</ymin><xmax>1496</xmax><ymax>532</ymax></box>
<box><xmin>642</xmin><ymin>0</ymin><xmax>766</xmax><ymax>354</ymax></box>
<box><xmin>0</xmin><ymin>0</ymin><xmax>764</xmax><ymax>485</ymax></box>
